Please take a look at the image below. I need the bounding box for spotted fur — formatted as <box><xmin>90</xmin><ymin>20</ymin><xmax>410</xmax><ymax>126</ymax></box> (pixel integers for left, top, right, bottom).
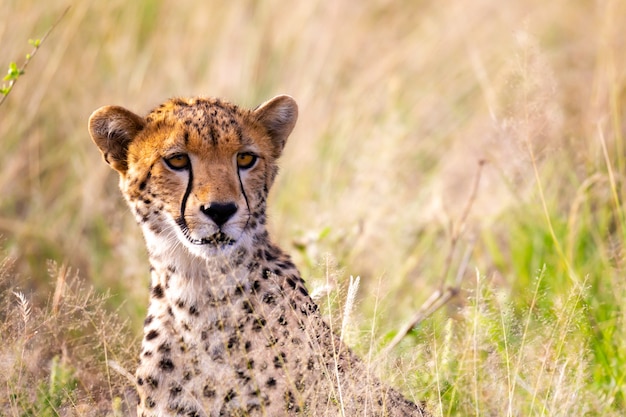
<box><xmin>88</xmin><ymin>95</ymin><xmax>428</xmax><ymax>416</ymax></box>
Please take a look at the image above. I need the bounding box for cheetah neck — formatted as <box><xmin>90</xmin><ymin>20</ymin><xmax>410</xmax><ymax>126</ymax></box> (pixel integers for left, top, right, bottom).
<box><xmin>141</xmin><ymin>222</ymin><xmax>311</xmax><ymax>323</ymax></box>
<box><xmin>145</xmin><ymin>233</ymin><xmax>261</xmax><ymax>307</ymax></box>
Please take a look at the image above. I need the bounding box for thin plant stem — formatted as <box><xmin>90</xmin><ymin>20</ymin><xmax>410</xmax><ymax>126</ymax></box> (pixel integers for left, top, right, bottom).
<box><xmin>0</xmin><ymin>6</ymin><xmax>70</xmax><ymax>108</ymax></box>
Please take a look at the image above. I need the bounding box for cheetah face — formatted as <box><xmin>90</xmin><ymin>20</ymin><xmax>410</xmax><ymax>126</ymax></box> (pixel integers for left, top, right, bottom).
<box><xmin>88</xmin><ymin>95</ymin><xmax>298</xmax><ymax>259</ymax></box>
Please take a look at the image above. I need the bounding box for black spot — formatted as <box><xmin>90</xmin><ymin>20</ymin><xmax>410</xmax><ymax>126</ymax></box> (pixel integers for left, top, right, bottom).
<box><xmin>146</xmin><ymin>376</ymin><xmax>159</xmax><ymax>388</ymax></box>
<box><xmin>227</xmin><ymin>334</ymin><xmax>239</xmax><ymax>349</ymax></box>
<box><xmin>172</xmin><ymin>98</ymin><xmax>190</xmax><ymax>107</ymax></box>
<box><xmin>307</xmin><ymin>357</ymin><xmax>315</xmax><ymax>370</ymax></box>
<box><xmin>189</xmin><ymin>305</ymin><xmax>198</xmax><ymax>316</ymax></box>
<box><xmin>158</xmin><ymin>342</ymin><xmax>171</xmax><ymax>353</ymax></box>
<box><xmin>262</xmin><ymin>268</ymin><xmax>271</xmax><ymax>279</ymax></box>
<box><xmin>137</xmin><ymin>377</ymin><xmax>144</xmax><ymax>386</ymax></box>
<box><xmin>273</xmin><ymin>352</ymin><xmax>287</xmax><ymax>368</ymax></box>
<box><xmin>169</xmin><ymin>384</ymin><xmax>182</xmax><ymax>397</ymax></box>
<box><xmin>278</xmin><ymin>315</ymin><xmax>288</xmax><ymax>326</ymax></box>
<box><xmin>224</xmin><ymin>389</ymin><xmax>237</xmax><ymax>403</ymax></box>
<box><xmin>201</xmin><ymin>330</ymin><xmax>208</xmax><ymax>341</ymax></box>
<box><xmin>143</xmin><ymin>350</ymin><xmax>152</xmax><ymax>357</ymax></box>
<box><xmin>184</xmin><ymin>131</ymin><xmax>189</xmax><ymax>143</ymax></box>
<box><xmin>145</xmin><ymin>396</ymin><xmax>156</xmax><ymax>408</ymax></box>
<box><xmin>277</xmin><ymin>260</ymin><xmax>295</xmax><ymax>269</ymax></box>
<box><xmin>146</xmin><ymin>329</ymin><xmax>159</xmax><ymax>341</ymax></box>
<box><xmin>159</xmin><ymin>357</ymin><xmax>175</xmax><ymax>372</ymax></box>
<box><xmin>261</xmin><ymin>292</ymin><xmax>276</xmax><ymax>305</ymax></box>
<box><xmin>266</xmin><ymin>377</ymin><xmax>276</xmax><ymax>387</ymax></box>
<box><xmin>265</xmin><ymin>335</ymin><xmax>277</xmax><ymax>347</ymax></box>
<box><xmin>177</xmin><ymin>299</ymin><xmax>185</xmax><ymax>308</ymax></box>
<box><xmin>236</xmin><ymin>369</ymin><xmax>250</xmax><ymax>382</ymax></box>
<box><xmin>244</xmin><ymin>340</ymin><xmax>252</xmax><ymax>351</ymax></box>
<box><xmin>284</xmin><ymin>391</ymin><xmax>299</xmax><ymax>412</ymax></box>
<box><xmin>139</xmin><ymin>180</ymin><xmax>147</xmax><ymax>191</ymax></box>
<box><xmin>203</xmin><ymin>385</ymin><xmax>216</xmax><ymax>398</ymax></box>
<box><xmin>144</xmin><ymin>315</ymin><xmax>154</xmax><ymax>326</ymax></box>
<box><xmin>247</xmin><ymin>359</ymin><xmax>255</xmax><ymax>369</ymax></box>
<box><xmin>264</xmin><ymin>250</ymin><xmax>277</xmax><ymax>261</ymax></box>
<box><xmin>242</xmin><ymin>300</ymin><xmax>253</xmax><ymax>314</ymax></box>
<box><xmin>300</xmin><ymin>303</ymin><xmax>316</xmax><ymax>316</ymax></box>
<box><xmin>167</xmin><ymin>307</ymin><xmax>174</xmax><ymax>316</ymax></box>
<box><xmin>273</xmin><ymin>268</ymin><xmax>283</xmax><ymax>277</ymax></box>
<box><xmin>252</xmin><ymin>316</ymin><xmax>266</xmax><ymax>332</ymax></box>
<box><xmin>152</xmin><ymin>284</ymin><xmax>164</xmax><ymax>298</ymax></box>
<box><xmin>286</xmin><ymin>277</ymin><xmax>297</xmax><ymax>289</ymax></box>
<box><xmin>299</xmin><ymin>286</ymin><xmax>309</xmax><ymax>296</ymax></box>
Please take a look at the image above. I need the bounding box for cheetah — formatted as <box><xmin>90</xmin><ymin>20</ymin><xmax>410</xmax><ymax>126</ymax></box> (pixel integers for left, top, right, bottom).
<box><xmin>88</xmin><ymin>95</ymin><xmax>429</xmax><ymax>416</ymax></box>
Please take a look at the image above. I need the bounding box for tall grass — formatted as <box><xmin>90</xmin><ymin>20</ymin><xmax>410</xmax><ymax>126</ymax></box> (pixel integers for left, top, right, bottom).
<box><xmin>1</xmin><ymin>0</ymin><xmax>625</xmax><ymax>415</ymax></box>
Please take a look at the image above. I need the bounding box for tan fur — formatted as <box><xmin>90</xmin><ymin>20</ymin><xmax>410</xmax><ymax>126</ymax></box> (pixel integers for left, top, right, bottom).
<box><xmin>88</xmin><ymin>95</ymin><xmax>428</xmax><ymax>416</ymax></box>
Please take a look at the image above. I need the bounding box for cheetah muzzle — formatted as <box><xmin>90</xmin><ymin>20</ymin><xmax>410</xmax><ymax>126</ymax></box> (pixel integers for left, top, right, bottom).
<box><xmin>88</xmin><ymin>95</ymin><xmax>429</xmax><ymax>416</ymax></box>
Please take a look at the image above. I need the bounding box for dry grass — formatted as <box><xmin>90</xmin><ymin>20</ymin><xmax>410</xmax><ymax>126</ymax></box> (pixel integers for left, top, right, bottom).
<box><xmin>1</xmin><ymin>0</ymin><xmax>626</xmax><ymax>415</ymax></box>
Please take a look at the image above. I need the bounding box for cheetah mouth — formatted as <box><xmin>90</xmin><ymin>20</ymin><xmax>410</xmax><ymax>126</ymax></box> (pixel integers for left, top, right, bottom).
<box><xmin>176</xmin><ymin>219</ymin><xmax>235</xmax><ymax>247</ymax></box>
<box><xmin>186</xmin><ymin>231</ymin><xmax>235</xmax><ymax>247</ymax></box>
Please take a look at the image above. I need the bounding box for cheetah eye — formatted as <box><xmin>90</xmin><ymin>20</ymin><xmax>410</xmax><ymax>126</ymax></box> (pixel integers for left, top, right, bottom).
<box><xmin>165</xmin><ymin>154</ymin><xmax>190</xmax><ymax>170</ymax></box>
<box><xmin>237</xmin><ymin>153</ymin><xmax>257</xmax><ymax>170</ymax></box>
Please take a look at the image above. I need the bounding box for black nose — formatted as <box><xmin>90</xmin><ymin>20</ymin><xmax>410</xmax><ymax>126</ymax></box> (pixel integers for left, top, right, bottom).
<box><xmin>200</xmin><ymin>202</ymin><xmax>238</xmax><ymax>226</ymax></box>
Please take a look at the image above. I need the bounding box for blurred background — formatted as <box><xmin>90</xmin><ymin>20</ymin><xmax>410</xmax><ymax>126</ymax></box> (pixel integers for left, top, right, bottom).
<box><xmin>1</xmin><ymin>0</ymin><xmax>625</xmax><ymax>415</ymax></box>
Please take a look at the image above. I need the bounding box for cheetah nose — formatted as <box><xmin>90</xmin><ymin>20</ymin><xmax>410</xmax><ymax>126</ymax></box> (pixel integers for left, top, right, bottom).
<box><xmin>200</xmin><ymin>202</ymin><xmax>238</xmax><ymax>227</ymax></box>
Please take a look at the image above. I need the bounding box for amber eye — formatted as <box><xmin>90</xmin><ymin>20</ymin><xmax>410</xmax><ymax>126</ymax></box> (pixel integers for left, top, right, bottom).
<box><xmin>165</xmin><ymin>154</ymin><xmax>190</xmax><ymax>170</ymax></box>
<box><xmin>237</xmin><ymin>153</ymin><xmax>257</xmax><ymax>169</ymax></box>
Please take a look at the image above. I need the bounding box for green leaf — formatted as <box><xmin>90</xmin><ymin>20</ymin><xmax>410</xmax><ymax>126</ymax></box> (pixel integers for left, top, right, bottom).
<box><xmin>4</xmin><ymin>62</ymin><xmax>22</xmax><ymax>81</ymax></box>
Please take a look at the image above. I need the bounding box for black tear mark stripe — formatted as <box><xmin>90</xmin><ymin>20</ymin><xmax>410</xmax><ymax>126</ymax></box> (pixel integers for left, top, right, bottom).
<box><xmin>178</xmin><ymin>162</ymin><xmax>194</xmax><ymax>228</ymax></box>
<box><xmin>237</xmin><ymin>167</ymin><xmax>251</xmax><ymax>230</ymax></box>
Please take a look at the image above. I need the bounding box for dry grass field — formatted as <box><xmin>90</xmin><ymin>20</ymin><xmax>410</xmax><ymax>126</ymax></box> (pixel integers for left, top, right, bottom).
<box><xmin>1</xmin><ymin>0</ymin><xmax>625</xmax><ymax>415</ymax></box>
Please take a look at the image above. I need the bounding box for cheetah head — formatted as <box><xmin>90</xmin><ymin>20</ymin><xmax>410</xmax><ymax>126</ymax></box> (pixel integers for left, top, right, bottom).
<box><xmin>88</xmin><ymin>95</ymin><xmax>297</xmax><ymax>259</ymax></box>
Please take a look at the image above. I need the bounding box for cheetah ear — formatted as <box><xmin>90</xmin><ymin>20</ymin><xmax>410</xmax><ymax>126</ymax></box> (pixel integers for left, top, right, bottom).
<box><xmin>254</xmin><ymin>95</ymin><xmax>298</xmax><ymax>157</ymax></box>
<box><xmin>88</xmin><ymin>105</ymin><xmax>146</xmax><ymax>174</ymax></box>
